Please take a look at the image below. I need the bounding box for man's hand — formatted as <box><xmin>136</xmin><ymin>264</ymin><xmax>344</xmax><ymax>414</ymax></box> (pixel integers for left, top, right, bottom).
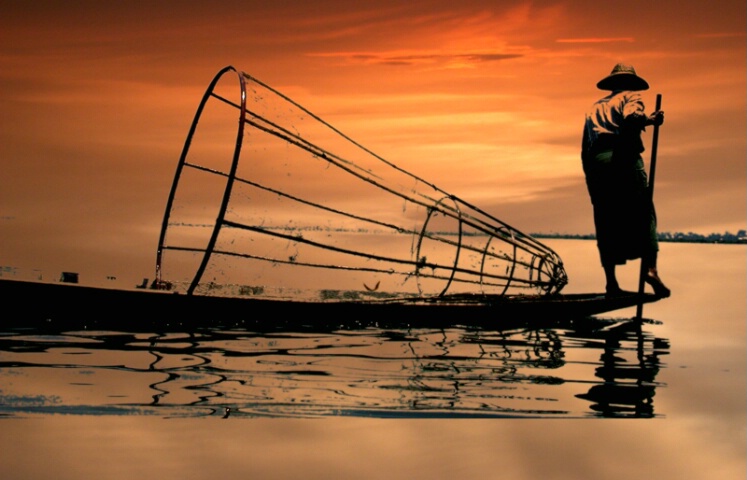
<box><xmin>647</xmin><ymin>110</ymin><xmax>664</xmax><ymax>126</ymax></box>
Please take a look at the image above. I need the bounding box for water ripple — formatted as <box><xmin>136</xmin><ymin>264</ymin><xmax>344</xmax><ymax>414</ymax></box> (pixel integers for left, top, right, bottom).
<box><xmin>0</xmin><ymin>317</ymin><xmax>669</xmax><ymax>418</ymax></box>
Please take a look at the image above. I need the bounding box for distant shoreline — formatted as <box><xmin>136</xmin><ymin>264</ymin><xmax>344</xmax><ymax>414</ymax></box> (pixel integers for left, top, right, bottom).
<box><xmin>533</xmin><ymin>231</ymin><xmax>747</xmax><ymax>245</ymax></box>
<box><xmin>230</xmin><ymin>225</ymin><xmax>747</xmax><ymax>244</ymax></box>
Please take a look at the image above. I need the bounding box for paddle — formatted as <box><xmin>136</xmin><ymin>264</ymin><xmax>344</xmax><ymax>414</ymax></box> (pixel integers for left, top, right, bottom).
<box><xmin>636</xmin><ymin>93</ymin><xmax>663</xmax><ymax>319</ymax></box>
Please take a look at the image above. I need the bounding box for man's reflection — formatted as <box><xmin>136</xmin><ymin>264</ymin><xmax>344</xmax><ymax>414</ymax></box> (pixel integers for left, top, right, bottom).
<box><xmin>576</xmin><ymin>321</ymin><xmax>670</xmax><ymax>417</ymax></box>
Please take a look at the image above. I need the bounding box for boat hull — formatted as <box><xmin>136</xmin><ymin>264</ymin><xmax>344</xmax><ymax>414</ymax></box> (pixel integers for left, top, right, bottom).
<box><xmin>0</xmin><ymin>278</ymin><xmax>659</xmax><ymax>331</ymax></box>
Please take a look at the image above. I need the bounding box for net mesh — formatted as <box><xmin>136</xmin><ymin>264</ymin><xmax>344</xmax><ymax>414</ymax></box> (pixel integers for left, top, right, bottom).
<box><xmin>155</xmin><ymin>67</ymin><xmax>567</xmax><ymax>301</ymax></box>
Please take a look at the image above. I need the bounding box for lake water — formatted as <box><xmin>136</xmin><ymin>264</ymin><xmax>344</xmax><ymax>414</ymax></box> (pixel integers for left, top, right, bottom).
<box><xmin>1</xmin><ymin>239</ymin><xmax>744</xmax><ymax>479</ymax></box>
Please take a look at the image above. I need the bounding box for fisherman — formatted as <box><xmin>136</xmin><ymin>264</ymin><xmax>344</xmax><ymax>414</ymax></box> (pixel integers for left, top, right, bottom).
<box><xmin>581</xmin><ymin>63</ymin><xmax>670</xmax><ymax>298</ymax></box>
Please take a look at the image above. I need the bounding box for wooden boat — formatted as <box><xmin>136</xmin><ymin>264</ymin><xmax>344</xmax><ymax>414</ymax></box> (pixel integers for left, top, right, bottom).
<box><xmin>2</xmin><ymin>67</ymin><xmax>664</xmax><ymax>327</ymax></box>
<box><xmin>0</xmin><ymin>277</ymin><xmax>659</xmax><ymax>330</ymax></box>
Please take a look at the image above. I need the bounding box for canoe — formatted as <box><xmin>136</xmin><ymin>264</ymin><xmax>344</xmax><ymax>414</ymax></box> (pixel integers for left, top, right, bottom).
<box><xmin>0</xmin><ymin>277</ymin><xmax>659</xmax><ymax>330</ymax></box>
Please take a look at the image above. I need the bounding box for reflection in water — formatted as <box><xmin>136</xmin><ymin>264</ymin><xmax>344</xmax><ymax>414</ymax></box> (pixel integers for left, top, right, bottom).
<box><xmin>576</xmin><ymin>323</ymin><xmax>669</xmax><ymax>418</ymax></box>
<box><xmin>0</xmin><ymin>317</ymin><xmax>668</xmax><ymax>418</ymax></box>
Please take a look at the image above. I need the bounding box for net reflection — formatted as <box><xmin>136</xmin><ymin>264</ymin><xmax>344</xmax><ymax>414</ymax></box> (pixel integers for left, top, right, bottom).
<box><xmin>0</xmin><ymin>317</ymin><xmax>668</xmax><ymax>418</ymax></box>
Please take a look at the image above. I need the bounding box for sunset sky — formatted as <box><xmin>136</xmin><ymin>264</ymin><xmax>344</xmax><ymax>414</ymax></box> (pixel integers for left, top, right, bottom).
<box><xmin>1</xmin><ymin>1</ymin><xmax>745</xmax><ymax>283</ymax></box>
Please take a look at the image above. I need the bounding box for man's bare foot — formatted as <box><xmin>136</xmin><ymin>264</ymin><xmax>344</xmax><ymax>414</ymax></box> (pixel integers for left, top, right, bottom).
<box><xmin>645</xmin><ymin>270</ymin><xmax>671</xmax><ymax>298</ymax></box>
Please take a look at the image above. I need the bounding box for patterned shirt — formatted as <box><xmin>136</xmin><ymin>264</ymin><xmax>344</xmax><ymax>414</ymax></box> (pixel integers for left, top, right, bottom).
<box><xmin>583</xmin><ymin>91</ymin><xmax>647</xmax><ymax>147</ymax></box>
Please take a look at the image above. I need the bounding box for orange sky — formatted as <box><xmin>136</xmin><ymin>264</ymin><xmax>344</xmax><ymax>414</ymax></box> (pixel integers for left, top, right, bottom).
<box><xmin>1</xmin><ymin>1</ymin><xmax>745</xmax><ymax>282</ymax></box>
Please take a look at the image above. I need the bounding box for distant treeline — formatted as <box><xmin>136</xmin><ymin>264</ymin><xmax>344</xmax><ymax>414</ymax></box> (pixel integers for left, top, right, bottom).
<box><xmin>534</xmin><ymin>230</ymin><xmax>747</xmax><ymax>244</ymax></box>
<box><xmin>232</xmin><ymin>224</ymin><xmax>747</xmax><ymax>244</ymax></box>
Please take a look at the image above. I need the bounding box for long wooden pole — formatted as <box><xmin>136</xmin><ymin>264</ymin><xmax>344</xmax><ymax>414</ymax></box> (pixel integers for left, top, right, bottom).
<box><xmin>636</xmin><ymin>93</ymin><xmax>663</xmax><ymax>319</ymax></box>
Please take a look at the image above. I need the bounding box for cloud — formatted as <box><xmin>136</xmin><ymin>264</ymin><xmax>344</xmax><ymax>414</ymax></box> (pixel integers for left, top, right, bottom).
<box><xmin>694</xmin><ymin>32</ymin><xmax>746</xmax><ymax>38</ymax></box>
<box><xmin>556</xmin><ymin>37</ymin><xmax>635</xmax><ymax>44</ymax></box>
<box><xmin>311</xmin><ymin>50</ymin><xmax>523</xmax><ymax>68</ymax></box>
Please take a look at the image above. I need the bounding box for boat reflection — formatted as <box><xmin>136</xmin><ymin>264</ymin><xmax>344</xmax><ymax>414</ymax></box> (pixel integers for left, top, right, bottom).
<box><xmin>0</xmin><ymin>316</ymin><xmax>668</xmax><ymax>418</ymax></box>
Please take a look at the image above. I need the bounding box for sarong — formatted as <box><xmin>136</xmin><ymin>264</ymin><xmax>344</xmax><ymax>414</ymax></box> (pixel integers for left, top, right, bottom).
<box><xmin>583</xmin><ymin>134</ymin><xmax>658</xmax><ymax>266</ymax></box>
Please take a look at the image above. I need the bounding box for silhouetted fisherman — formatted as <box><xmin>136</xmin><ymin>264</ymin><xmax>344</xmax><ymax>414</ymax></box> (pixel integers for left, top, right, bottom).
<box><xmin>581</xmin><ymin>64</ymin><xmax>670</xmax><ymax>297</ymax></box>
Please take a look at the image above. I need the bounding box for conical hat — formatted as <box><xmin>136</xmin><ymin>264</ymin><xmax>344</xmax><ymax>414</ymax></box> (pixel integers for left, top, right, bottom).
<box><xmin>597</xmin><ymin>63</ymin><xmax>649</xmax><ymax>91</ymax></box>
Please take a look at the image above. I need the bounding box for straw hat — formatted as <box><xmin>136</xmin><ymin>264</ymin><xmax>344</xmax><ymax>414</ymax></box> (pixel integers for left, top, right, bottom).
<box><xmin>596</xmin><ymin>63</ymin><xmax>650</xmax><ymax>91</ymax></box>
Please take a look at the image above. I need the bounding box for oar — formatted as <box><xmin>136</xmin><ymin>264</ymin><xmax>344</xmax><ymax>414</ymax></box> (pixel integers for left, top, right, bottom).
<box><xmin>636</xmin><ymin>93</ymin><xmax>663</xmax><ymax>319</ymax></box>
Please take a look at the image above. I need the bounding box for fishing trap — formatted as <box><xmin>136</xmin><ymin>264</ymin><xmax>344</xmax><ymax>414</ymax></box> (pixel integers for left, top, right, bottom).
<box><xmin>154</xmin><ymin>66</ymin><xmax>567</xmax><ymax>302</ymax></box>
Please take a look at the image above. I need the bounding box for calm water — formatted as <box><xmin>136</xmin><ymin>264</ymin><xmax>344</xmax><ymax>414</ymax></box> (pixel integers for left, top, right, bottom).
<box><xmin>0</xmin><ymin>318</ymin><xmax>668</xmax><ymax>419</ymax></box>
<box><xmin>1</xmin><ymin>240</ymin><xmax>744</xmax><ymax>479</ymax></box>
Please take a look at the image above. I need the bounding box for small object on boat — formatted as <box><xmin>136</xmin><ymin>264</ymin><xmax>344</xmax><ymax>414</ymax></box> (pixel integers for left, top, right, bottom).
<box><xmin>59</xmin><ymin>272</ymin><xmax>79</xmax><ymax>284</ymax></box>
